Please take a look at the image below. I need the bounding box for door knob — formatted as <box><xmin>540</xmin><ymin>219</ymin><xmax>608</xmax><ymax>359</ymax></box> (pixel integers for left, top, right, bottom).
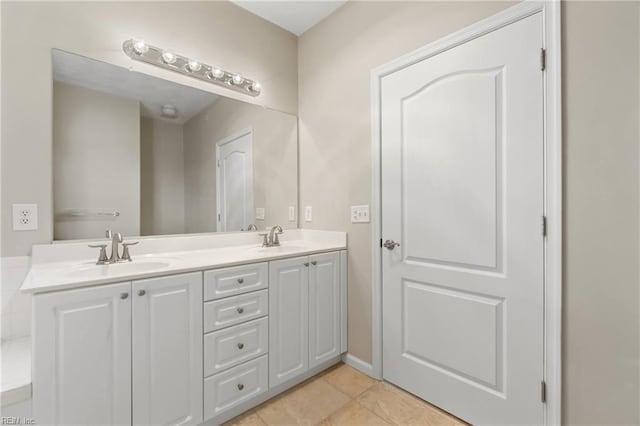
<box><xmin>120</xmin><ymin>292</ymin><xmax>129</xmax><ymax>299</ymax></box>
<box><xmin>138</xmin><ymin>290</ymin><xmax>146</xmax><ymax>296</ymax></box>
<box><xmin>237</xmin><ymin>383</ymin><xmax>244</xmax><ymax>391</ymax></box>
<box><xmin>237</xmin><ymin>278</ymin><xmax>244</xmax><ymax>284</ymax></box>
<box><xmin>237</xmin><ymin>343</ymin><xmax>244</xmax><ymax>350</ymax></box>
<box><xmin>237</xmin><ymin>307</ymin><xmax>244</xmax><ymax>314</ymax></box>
<box><xmin>383</xmin><ymin>240</ymin><xmax>400</xmax><ymax>250</ymax></box>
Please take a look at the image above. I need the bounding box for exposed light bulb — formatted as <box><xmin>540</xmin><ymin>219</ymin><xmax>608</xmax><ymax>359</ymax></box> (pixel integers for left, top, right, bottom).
<box><xmin>210</xmin><ymin>67</ymin><xmax>225</xmax><ymax>79</ymax></box>
<box><xmin>232</xmin><ymin>74</ymin><xmax>244</xmax><ymax>85</ymax></box>
<box><xmin>187</xmin><ymin>60</ymin><xmax>201</xmax><ymax>72</ymax></box>
<box><xmin>161</xmin><ymin>51</ymin><xmax>176</xmax><ymax>64</ymax></box>
<box><xmin>132</xmin><ymin>40</ymin><xmax>148</xmax><ymax>55</ymax></box>
<box><xmin>251</xmin><ymin>81</ymin><xmax>261</xmax><ymax>92</ymax></box>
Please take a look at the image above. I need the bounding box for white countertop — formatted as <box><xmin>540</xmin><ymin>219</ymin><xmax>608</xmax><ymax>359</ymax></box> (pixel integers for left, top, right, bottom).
<box><xmin>1</xmin><ymin>336</ymin><xmax>32</xmax><ymax>406</ymax></box>
<box><xmin>21</xmin><ymin>230</ymin><xmax>347</xmax><ymax>294</ymax></box>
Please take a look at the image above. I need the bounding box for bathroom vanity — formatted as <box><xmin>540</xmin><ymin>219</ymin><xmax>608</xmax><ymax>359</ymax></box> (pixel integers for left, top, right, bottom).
<box><xmin>22</xmin><ymin>230</ymin><xmax>347</xmax><ymax>425</ymax></box>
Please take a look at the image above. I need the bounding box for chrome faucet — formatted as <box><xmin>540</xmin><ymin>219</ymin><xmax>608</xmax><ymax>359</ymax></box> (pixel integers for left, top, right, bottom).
<box><xmin>88</xmin><ymin>230</ymin><xmax>139</xmax><ymax>264</ymax></box>
<box><xmin>258</xmin><ymin>225</ymin><xmax>283</xmax><ymax>247</ymax></box>
<box><xmin>246</xmin><ymin>224</ymin><xmax>258</xmax><ymax>231</ymax></box>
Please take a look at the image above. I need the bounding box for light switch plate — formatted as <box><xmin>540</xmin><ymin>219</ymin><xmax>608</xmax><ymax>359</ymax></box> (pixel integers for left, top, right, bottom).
<box><xmin>304</xmin><ymin>206</ymin><xmax>313</xmax><ymax>222</ymax></box>
<box><xmin>256</xmin><ymin>207</ymin><xmax>265</xmax><ymax>220</ymax></box>
<box><xmin>351</xmin><ymin>205</ymin><xmax>370</xmax><ymax>223</ymax></box>
<box><xmin>288</xmin><ymin>206</ymin><xmax>296</xmax><ymax>222</ymax></box>
<box><xmin>13</xmin><ymin>204</ymin><xmax>38</xmax><ymax>231</ymax></box>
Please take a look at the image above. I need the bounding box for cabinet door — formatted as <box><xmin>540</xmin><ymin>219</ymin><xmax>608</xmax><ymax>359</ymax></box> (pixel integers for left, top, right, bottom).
<box><xmin>269</xmin><ymin>256</ymin><xmax>309</xmax><ymax>387</ymax></box>
<box><xmin>33</xmin><ymin>282</ymin><xmax>132</xmax><ymax>426</ymax></box>
<box><xmin>132</xmin><ymin>272</ymin><xmax>203</xmax><ymax>425</ymax></box>
<box><xmin>309</xmin><ymin>252</ymin><xmax>341</xmax><ymax>368</ymax></box>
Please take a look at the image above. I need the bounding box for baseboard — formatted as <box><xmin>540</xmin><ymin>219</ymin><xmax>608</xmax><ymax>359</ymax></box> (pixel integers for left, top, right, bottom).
<box><xmin>342</xmin><ymin>353</ymin><xmax>375</xmax><ymax>378</ymax></box>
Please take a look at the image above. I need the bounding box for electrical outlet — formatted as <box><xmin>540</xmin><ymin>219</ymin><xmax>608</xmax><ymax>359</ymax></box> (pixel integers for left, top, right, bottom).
<box><xmin>288</xmin><ymin>206</ymin><xmax>296</xmax><ymax>222</ymax></box>
<box><xmin>256</xmin><ymin>207</ymin><xmax>265</xmax><ymax>221</ymax></box>
<box><xmin>13</xmin><ymin>204</ymin><xmax>38</xmax><ymax>231</ymax></box>
<box><xmin>351</xmin><ymin>205</ymin><xmax>370</xmax><ymax>223</ymax></box>
<box><xmin>304</xmin><ymin>206</ymin><xmax>313</xmax><ymax>222</ymax></box>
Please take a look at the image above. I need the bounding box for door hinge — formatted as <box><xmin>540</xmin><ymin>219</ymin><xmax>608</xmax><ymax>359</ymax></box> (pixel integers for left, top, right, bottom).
<box><xmin>541</xmin><ymin>381</ymin><xmax>547</xmax><ymax>403</ymax></box>
<box><xmin>540</xmin><ymin>48</ymin><xmax>546</xmax><ymax>71</ymax></box>
<box><xmin>542</xmin><ymin>216</ymin><xmax>547</xmax><ymax>237</ymax></box>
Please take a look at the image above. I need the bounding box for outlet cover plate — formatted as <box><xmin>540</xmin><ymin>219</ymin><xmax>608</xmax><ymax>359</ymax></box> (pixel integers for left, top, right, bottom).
<box><xmin>13</xmin><ymin>204</ymin><xmax>38</xmax><ymax>231</ymax></box>
<box><xmin>256</xmin><ymin>207</ymin><xmax>265</xmax><ymax>221</ymax></box>
<box><xmin>288</xmin><ymin>206</ymin><xmax>296</xmax><ymax>222</ymax></box>
<box><xmin>351</xmin><ymin>205</ymin><xmax>370</xmax><ymax>223</ymax></box>
<box><xmin>304</xmin><ymin>206</ymin><xmax>313</xmax><ymax>222</ymax></box>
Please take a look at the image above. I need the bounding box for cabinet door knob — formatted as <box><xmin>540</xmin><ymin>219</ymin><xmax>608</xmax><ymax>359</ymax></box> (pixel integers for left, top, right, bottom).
<box><xmin>237</xmin><ymin>383</ymin><xmax>244</xmax><ymax>391</ymax></box>
<box><xmin>304</xmin><ymin>262</ymin><xmax>309</xmax><ymax>267</ymax></box>
<box><xmin>138</xmin><ymin>290</ymin><xmax>146</xmax><ymax>296</ymax></box>
<box><xmin>237</xmin><ymin>278</ymin><xmax>244</xmax><ymax>284</ymax></box>
<box><xmin>120</xmin><ymin>292</ymin><xmax>129</xmax><ymax>299</ymax></box>
<box><xmin>237</xmin><ymin>342</ymin><xmax>245</xmax><ymax>350</ymax></box>
<box><xmin>311</xmin><ymin>261</ymin><xmax>317</xmax><ymax>266</ymax></box>
<box><xmin>237</xmin><ymin>307</ymin><xmax>244</xmax><ymax>314</ymax></box>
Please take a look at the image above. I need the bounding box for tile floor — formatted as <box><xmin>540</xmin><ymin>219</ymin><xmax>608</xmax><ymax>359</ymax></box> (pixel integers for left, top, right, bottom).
<box><xmin>224</xmin><ymin>363</ymin><xmax>466</xmax><ymax>426</ymax></box>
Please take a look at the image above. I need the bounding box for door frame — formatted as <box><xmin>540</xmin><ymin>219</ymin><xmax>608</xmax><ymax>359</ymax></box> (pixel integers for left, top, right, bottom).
<box><xmin>215</xmin><ymin>127</ymin><xmax>254</xmax><ymax>232</ymax></box>
<box><xmin>369</xmin><ymin>1</ymin><xmax>562</xmax><ymax>424</ymax></box>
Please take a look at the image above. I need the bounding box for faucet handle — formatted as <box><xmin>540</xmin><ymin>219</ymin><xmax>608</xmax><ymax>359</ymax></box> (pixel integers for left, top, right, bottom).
<box><xmin>273</xmin><ymin>230</ymin><xmax>283</xmax><ymax>246</ymax></box>
<box><xmin>105</xmin><ymin>229</ymin><xmax>113</xmax><ymax>239</ymax></box>
<box><xmin>258</xmin><ymin>233</ymin><xmax>269</xmax><ymax>247</ymax></box>
<box><xmin>88</xmin><ymin>244</ymin><xmax>109</xmax><ymax>265</ymax></box>
<box><xmin>120</xmin><ymin>241</ymin><xmax>139</xmax><ymax>262</ymax></box>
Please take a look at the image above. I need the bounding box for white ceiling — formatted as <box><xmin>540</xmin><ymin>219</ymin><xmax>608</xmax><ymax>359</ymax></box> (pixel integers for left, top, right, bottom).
<box><xmin>232</xmin><ymin>1</ymin><xmax>347</xmax><ymax>36</ymax></box>
<box><xmin>52</xmin><ymin>49</ymin><xmax>218</xmax><ymax>124</ymax></box>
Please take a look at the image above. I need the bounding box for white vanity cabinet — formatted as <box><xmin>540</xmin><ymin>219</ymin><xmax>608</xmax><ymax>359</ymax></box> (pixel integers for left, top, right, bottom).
<box><xmin>33</xmin><ymin>282</ymin><xmax>133</xmax><ymax>426</ymax></box>
<box><xmin>269</xmin><ymin>256</ymin><xmax>310</xmax><ymax>387</ymax></box>
<box><xmin>32</xmin><ymin>272</ymin><xmax>203</xmax><ymax>426</ymax></box>
<box><xmin>132</xmin><ymin>272</ymin><xmax>203</xmax><ymax>425</ymax></box>
<box><xmin>269</xmin><ymin>252</ymin><xmax>344</xmax><ymax>387</ymax></box>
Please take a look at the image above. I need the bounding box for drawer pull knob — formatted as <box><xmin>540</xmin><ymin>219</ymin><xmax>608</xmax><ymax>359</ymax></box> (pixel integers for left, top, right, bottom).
<box><xmin>304</xmin><ymin>262</ymin><xmax>309</xmax><ymax>267</ymax></box>
<box><xmin>138</xmin><ymin>290</ymin><xmax>146</xmax><ymax>296</ymax></box>
<box><xmin>311</xmin><ymin>261</ymin><xmax>317</xmax><ymax>266</ymax></box>
<box><xmin>237</xmin><ymin>307</ymin><xmax>244</xmax><ymax>314</ymax></box>
<box><xmin>237</xmin><ymin>343</ymin><xmax>245</xmax><ymax>350</ymax></box>
<box><xmin>237</xmin><ymin>383</ymin><xmax>244</xmax><ymax>391</ymax></box>
<box><xmin>120</xmin><ymin>292</ymin><xmax>129</xmax><ymax>299</ymax></box>
<box><xmin>237</xmin><ymin>278</ymin><xmax>244</xmax><ymax>284</ymax></box>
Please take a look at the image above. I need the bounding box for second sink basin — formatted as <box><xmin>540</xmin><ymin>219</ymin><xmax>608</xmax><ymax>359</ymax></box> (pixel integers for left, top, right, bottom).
<box><xmin>69</xmin><ymin>260</ymin><xmax>172</xmax><ymax>279</ymax></box>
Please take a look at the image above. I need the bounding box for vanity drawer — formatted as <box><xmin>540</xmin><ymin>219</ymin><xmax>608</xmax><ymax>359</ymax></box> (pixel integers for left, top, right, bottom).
<box><xmin>204</xmin><ymin>289</ymin><xmax>268</xmax><ymax>333</ymax></box>
<box><xmin>204</xmin><ymin>263</ymin><xmax>268</xmax><ymax>301</ymax></box>
<box><xmin>204</xmin><ymin>317</ymin><xmax>268</xmax><ymax>376</ymax></box>
<box><xmin>204</xmin><ymin>355</ymin><xmax>268</xmax><ymax>421</ymax></box>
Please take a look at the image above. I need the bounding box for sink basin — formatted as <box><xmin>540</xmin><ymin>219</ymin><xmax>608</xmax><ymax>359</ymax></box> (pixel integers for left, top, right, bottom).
<box><xmin>68</xmin><ymin>261</ymin><xmax>171</xmax><ymax>279</ymax></box>
<box><xmin>253</xmin><ymin>245</ymin><xmax>309</xmax><ymax>253</ymax></box>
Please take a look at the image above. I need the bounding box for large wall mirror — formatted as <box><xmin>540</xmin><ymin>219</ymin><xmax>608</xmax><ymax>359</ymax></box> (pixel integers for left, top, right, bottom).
<box><xmin>52</xmin><ymin>49</ymin><xmax>298</xmax><ymax>241</ymax></box>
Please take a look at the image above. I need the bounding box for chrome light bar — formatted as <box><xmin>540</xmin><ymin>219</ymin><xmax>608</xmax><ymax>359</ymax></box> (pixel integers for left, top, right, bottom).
<box><xmin>122</xmin><ymin>39</ymin><xmax>261</xmax><ymax>97</ymax></box>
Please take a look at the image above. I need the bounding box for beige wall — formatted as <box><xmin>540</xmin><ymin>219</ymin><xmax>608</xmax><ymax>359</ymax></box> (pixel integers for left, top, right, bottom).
<box><xmin>562</xmin><ymin>2</ymin><xmax>640</xmax><ymax>424</ymax></box>
<box><xmin>298</xmin><ymin>1</ymin><xmax>640</xmax><ymax>424</ymax></box>
<box><xmin>140</xmin><ymin>117</ymin><xmax>185</xmax><ymax>236</ymax></box>
<box><xmin>53</xmin><ymin>82</ymin><xmax>140</xmax><ymax>240</ymax></box>
<box><xmin>0</xmin><ymin>1</ymin><xmax>297</xmax><ymax>256</ymax></box>
<box><xmin>183</xmin><ymin>97</ymin><xmax>298</xmax><ymax>233</ymax></box>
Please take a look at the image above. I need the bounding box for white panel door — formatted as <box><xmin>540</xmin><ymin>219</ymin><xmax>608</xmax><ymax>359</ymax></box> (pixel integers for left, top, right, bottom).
<box><xmin>132</xmin><ymin>272</ymin><xmax>203</xmax><ymax>425</ymax></box>
<box><xmin>269</xmin><ymin>256</ymin><xmax>309</xmax><ymax>387</ymax></box>
<box><xmin>381</xmin><ymin>13</ymin><xmax>544</xmax><ymax>425</ymax></box>
<box><xmin>308</xmin><ymin>252</ymin><xmax>341</xmax><ymax>368</ymax></box>
<box><xmin>33</xmin><ymin>282</ymin><xmax>131</xmax><ymax>426</ymax></box>
<box><xmin>217</xmin><ymin>128</ymin><xmax>254</xmax><ymax>232</ymax></box>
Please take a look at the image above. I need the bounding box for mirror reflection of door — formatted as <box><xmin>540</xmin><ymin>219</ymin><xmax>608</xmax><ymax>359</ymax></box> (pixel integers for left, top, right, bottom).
<box><xmin>216</xmin><ymin>128</ymin><xmax>255</xmax><ymax>232</ymax></box>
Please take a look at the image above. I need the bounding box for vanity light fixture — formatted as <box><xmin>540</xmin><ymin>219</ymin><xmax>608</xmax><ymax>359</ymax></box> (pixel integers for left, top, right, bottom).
<box><xmin>122</xmin><ymin>39</ymin><xmax>261</xmax><ymax>97</ymax></box>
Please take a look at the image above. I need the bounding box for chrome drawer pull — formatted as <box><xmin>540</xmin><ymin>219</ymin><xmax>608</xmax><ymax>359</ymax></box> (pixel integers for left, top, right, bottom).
<box><xmin>120</xmin><ymin>292</ymin><xmax>129</xmax><ymax>299</ymax></box>
<box><xmin>237</xmin><ymin>278</ymin><xmax>244</xmax><ymax>284</ymax></box>
<box><xmin>237</xmin><ymin>307</ymin><xmax>244</xmax><ymax>314</ymax></box>
<box><xmin>237</xmin><ymin>343</ymin><xmax>244</xmax><ymax>350</ymax></box>
<box><xmin>237</xmin><ymin>383</ymin><xmax>244</xmax><ymax>391</ymax></box>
